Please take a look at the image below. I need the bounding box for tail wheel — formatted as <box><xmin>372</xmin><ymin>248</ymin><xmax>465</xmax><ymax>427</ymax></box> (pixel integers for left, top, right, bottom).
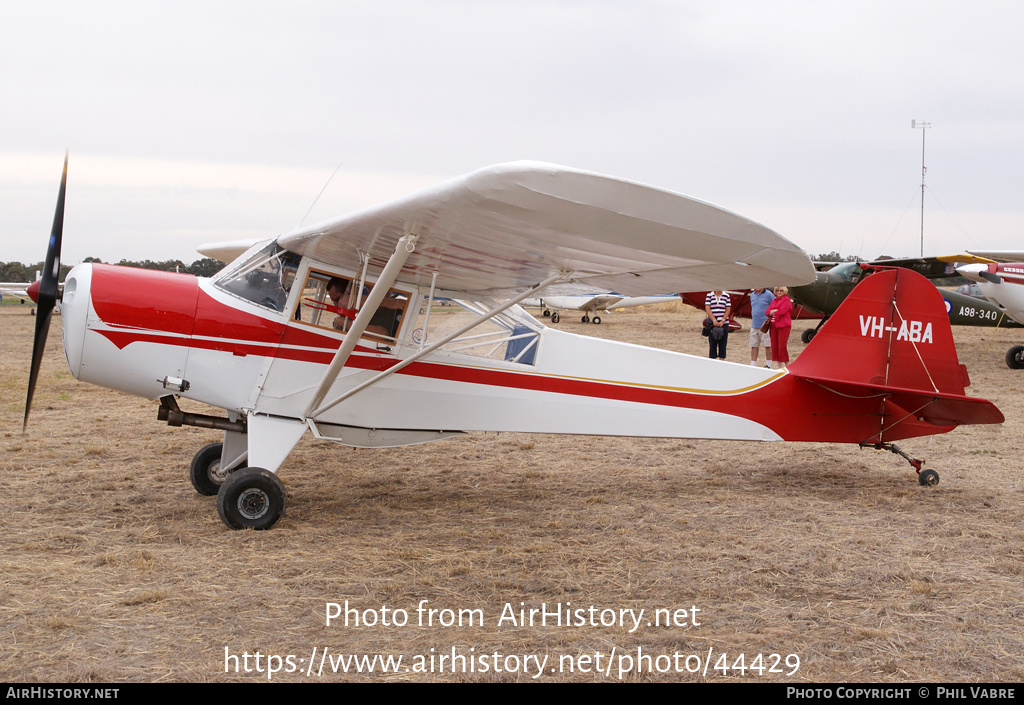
<box><xmin>216</xmin><ymin>467</ymin><xmax>286</xmax><ymax>530</ymax></box>
<box><xmin>189</xmin><ymin>442</ymin><xmax>227</xmax><ymax>496</ymax></box>
<box><xmin>918</xmin><ymin>469</ymin><xmax>940</xmax><ymax>487</ymax></box>
<box><xmin>1006</xmin><ymin>345</ymin><xmax>1024</xmax><ymax>369</ymax></box>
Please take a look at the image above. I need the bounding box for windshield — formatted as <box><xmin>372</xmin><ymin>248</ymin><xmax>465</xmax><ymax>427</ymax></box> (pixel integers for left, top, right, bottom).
<box><xmin>828</xmin><ymin>261</ymin><xmax>864</xmax><ymax>283</ymax></box>
<box><xmin>214</xmin><ymin>242</ymin><xmax>300</xmax><ymax>312</ymax></box>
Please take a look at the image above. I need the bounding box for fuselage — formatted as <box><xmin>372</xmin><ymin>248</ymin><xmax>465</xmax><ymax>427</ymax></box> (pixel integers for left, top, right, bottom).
<box><xmin>957</xmin><ymin>262</ymin><xmax>1024</xmax><ymax>325</ymax></box>
<box><xmin>59</xmin><ymin>259</ymin><xmax>993</xmax><ymax>449</ymax></box>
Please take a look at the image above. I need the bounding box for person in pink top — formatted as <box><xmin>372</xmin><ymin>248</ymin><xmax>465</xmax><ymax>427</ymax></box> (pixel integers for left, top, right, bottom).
<box><xmin>766</xmin><ymin>286</ymin><xmax>793</xmax><ymax>368</ymax></box>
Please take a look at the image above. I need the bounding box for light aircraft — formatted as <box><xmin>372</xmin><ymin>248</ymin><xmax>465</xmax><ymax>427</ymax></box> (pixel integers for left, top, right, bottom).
<box><xmin>790</xmin><ymin>259</ymin><xmax>1021</xmax><ymax>344</ymax></box>
<box><xmin>950</xmin><ymin>251</ymin><xmax>1024</xmax><ymax>368</ymax></box>
<box><xmin>25</xmin><ymin>156</ymin><xmax>1003</xmax><ymax>530</ymax></box>
<box><xmin>530</xmin><ymin>292</ymin><xmax>681</xmax><ymax>324</ymax></box>
<box><xmin>1</xmin><ymin>273</ymin><xmax>39</xmax><ymax>308</ymax></box>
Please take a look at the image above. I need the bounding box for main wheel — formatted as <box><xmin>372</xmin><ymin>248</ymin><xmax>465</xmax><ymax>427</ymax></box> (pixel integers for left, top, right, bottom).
<box><xmin>918</xmin><ymin>469</ymin><xmax>940</xmax><ymax>487</ymax></box>
<box><xmin>581</xmin><ymin>315</ymin><xmax>590</xmax><ymax>323</ymax></box>
<box><xmin>189</xmin><ymin>442</ymin><xmax>227</xmax><ymax>496</ymax></box>
<box><xmin>216</xmin><ymin>467</ymin><xmax>286</xmax><ymax>530</ymax></box>
<box><xmin>550</xmin><ymin>312</ymin><xmax>560</xmax><ymax>323</ymax></box>
<box><xmin>543</xmin><ymin>309</ymin><xmax>551</xmax><ymax>317</ymax></box>
<box><xmin>592</xmin><ymin>316</ymin><xmax>601</xmax><ymax>324</ymax></box>
<box><xmin>1006</xmin><ymin>345</ymin><xmax>1024</xmax><ymax>369</ymax></box>
<box><xmin>801</xmin><ymin>328</ymin><xmax>816</xmax><ymax>344</ymax></box>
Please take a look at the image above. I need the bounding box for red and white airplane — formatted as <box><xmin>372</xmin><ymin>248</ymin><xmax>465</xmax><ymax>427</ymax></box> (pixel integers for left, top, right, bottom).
<box><xmin>953</xmin><ymin>251</ymin><xmax>1024</xmax><ymax>368</ymax></box>
<box><xmin>25</xmin><ymin>155</ymin><xmax>1003</xmax><ymax>530</ymax></box>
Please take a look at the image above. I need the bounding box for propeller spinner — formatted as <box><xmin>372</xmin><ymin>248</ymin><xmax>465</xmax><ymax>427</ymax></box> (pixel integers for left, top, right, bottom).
<box><xmin>24</xmin><ymin>152</ymin><xmax>67</xmax><ymax>431</ymax></box>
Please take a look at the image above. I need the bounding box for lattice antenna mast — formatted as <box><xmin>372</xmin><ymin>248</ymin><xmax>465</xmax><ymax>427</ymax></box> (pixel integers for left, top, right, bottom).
<box><xmin>911</xmin><ymin>120</ymin><xmax>931</xmax><ymax>257</ymax></box>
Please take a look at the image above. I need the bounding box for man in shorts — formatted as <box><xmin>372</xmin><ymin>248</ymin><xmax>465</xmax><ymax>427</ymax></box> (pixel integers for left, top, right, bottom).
<box><xmin>748</xmin><ymin>286</ymin><xmax>774</xmax><ymax>367</ymax></box>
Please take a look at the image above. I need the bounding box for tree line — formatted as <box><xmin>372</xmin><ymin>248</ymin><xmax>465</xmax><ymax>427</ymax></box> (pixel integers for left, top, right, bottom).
<box><xmin>0</xmin><ymin>257</ymin><xmax>224</xmax><ymax>283</ymax></box>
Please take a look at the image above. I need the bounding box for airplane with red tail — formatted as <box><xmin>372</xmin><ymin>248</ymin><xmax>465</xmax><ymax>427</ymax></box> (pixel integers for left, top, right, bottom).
<box><xmin>24</xmin><ymin>155</ymin><xmax>1003</xmax><ymax>530</ymax></box>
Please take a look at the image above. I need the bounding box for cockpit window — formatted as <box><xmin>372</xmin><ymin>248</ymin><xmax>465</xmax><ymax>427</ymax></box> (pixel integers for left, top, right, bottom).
<box><xmin>829</xmin><ymin>261</ymin><xmax>864</xmax><ymax>283</ymax></box>
<box><xmin>955</xmin><ymin>282</ymin><xmax>983</xmax><ymax>298</ymax></box>
<box><xmin>214</xmin><ymin>242</ymin><xmax>300</xmax><ymax>312</ymax></box>
<box><xmin>292</xmin><ymin>268</ymin><xmax>411</xmax><ymax>343</ymax></box>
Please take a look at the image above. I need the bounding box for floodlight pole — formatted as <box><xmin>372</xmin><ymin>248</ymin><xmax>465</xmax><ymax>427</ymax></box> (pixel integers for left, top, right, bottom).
<box><xmin>911</xmin><ymin>120</ymin><xmax>931</xmax><ymax>257</ymax></box>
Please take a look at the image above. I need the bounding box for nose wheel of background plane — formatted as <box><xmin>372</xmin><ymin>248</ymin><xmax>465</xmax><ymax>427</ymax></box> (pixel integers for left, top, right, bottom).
<box><xmin>1006</xmin><ymin>345</ymin><xmax>1024</xmax><ymax>369</ymax></box>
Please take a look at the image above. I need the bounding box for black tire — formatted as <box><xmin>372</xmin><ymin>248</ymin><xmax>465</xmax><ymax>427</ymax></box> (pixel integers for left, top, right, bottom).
<box><xmin>918</xmin><ymin>469</ymin><xmax>940</xmax><ymax>487</ymax></box>
<box><xmin>542</xmin><ymin>309</ymin><xmax>551</xmax><ymax>317</ymax></box>
<box><xmin>801</xmin><ymin>328</ymin><xmax>816</xmax><ymax>344</ymax></box>
<box><xmin>581</xmin><ymin>315</ymin><xmax>589</xmax><ymax>323</ymax></box>
<box><xmin>592</xmin><ymin>316</ymin><xmax>601</xmax><ymax>324</ymax></box>
<box><xmin>550</xmin><ymin>312</ymin><xmax>560</xmax><ymax>323</ymax></box>
<box><xmin>189</xmin><ymin>442</ymin><xmax>226</xmax><ymax>496</ymax></box>
<box><xmin>1006</xmin><ymin>345</ymin><xmax>1024</xmax><ymax>369</ymax></box>
<box><xmin>216</xmin><ymin>467</ymin><xmax>286</xmax><ymax>530</ymax></box>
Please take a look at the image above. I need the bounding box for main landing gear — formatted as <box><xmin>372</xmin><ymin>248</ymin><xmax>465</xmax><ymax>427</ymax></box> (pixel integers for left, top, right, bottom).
<box><xmin>861</xmin><ymin>441</ymin><xmax>939</xmax><ymax>486</ymax></box>
<box><xmin>581</xmin><ymin>314</ymin><xmax>601</xmax><ymax>324</ymax></box>
<box><xmin>1006</xmin><ymin>345</ymin><xmax>1024</xmax><ymax>370</ymax></box>
<box><xmin>216</xmin><ymin>467</ymin><xmax>286</xmax><ymax>530</ymax></box>
<box><xmin>189</xmin><ymin>442</ymin><xmax>228</xmax><ymax>496</ymax></box>
<box><xmin>801</xmin><ymin>315</ymin><xmax>829</xmax><ymax>344</ymax></box>
<box><xmin>188</xmin><ymin>441</ymin><xmax>287</xmax><ymax>530</ymax></box>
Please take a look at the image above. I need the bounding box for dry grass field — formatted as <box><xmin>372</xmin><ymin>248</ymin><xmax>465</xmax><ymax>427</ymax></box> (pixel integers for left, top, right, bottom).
<box><xmin>1</xmin><ymin>300</ymin><xmax>1022</xmax><ymax>682</ymax></box>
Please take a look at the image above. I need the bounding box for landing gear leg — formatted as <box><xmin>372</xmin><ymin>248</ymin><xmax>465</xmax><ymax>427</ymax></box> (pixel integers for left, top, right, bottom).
<box><xmin>861</xmin><ymin>441</ymin><xmax>938</xmax><ymax>486</ymax></box>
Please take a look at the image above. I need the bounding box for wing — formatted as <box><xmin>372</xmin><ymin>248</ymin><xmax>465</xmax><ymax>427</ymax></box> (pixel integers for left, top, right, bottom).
<box><xmin>966</xmin><ymin>250</ymin><xmax>1024</xmax><ymax>263</ymax></box>
<box><xmin>197</xmin><ymin>238</ymin><xmax>265</xmax><ymax>264</ymax></box>
<box><xmin>864</xmin><ymin>256</ymin><xmax>963</xmax><ymax>279</ymax></box>
<box><xmin>581</xmin><ymin>295</ymin><xmax>626</xmax><ymax>311</ymax></box>
<box><xmin>0</xmin><ymin>284</ymin><xmax>32</xmax><ymax>300</ymax></box>
<box><xmin>277</xmin><ymin>162</ymin><xmax>815</xmax><ymax>296</ymax></box>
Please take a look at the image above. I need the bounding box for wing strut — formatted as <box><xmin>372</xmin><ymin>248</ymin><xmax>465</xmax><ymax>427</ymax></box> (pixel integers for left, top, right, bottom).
<box><xmin>302</xmin><ymin>233</ymin><xmax>418</xmax><ymax>417</ymax></box>
<box><xmin>307</xmin><ymin>271</ymin><xmax>566</xmax><ymax>419</ymax></box>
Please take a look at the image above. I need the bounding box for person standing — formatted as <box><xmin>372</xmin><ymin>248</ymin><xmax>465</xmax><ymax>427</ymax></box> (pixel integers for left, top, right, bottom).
<box><xmin>704</xmin><ymin>290</ymin><xmax>732</xmax><ymax>360</ymax></box>
<box><xmin>766</xmin><ymin>286</ymin><xmax>793</xmax><ymax>369</ymax></box>
<box><xmin>748</xmin><ymin>287</ymin><xmax>774</xmax><ymax>367</ymax></box>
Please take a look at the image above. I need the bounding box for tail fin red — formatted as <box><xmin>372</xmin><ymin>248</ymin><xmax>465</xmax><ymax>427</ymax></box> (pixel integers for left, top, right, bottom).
<box><xmin>789</xmin><ymin>268</ymin><xmax>1003</xmax><ymax>440</ymax></box>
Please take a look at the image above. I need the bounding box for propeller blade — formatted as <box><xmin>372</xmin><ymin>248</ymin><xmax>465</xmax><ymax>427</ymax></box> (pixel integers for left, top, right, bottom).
<box><xmin>24</xmin><ymin>152</ymin><xmax>67</xmax><ymax>431</ymax></box>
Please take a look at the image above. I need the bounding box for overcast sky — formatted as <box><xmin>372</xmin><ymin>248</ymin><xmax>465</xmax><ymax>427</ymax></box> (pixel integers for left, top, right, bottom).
<box><xmin>2</xmin><ymin>0</ymin><xmax>1022</xmax><ymax>267</ymax></box>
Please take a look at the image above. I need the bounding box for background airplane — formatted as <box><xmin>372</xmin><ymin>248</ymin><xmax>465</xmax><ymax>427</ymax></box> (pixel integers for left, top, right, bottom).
<box><xmin>951</xmin><ymin>251</ymin><xmax>1024</xmax><ymax>368</ymax></box>
<box><xmin>1</xmin><ymin>273</ymin><xmax>41</xmax><ymax>313</ymax></box>
<box><xmin>531</xmin><ymin>292</ymin><xmax>681</xmax><ymax>323</ymax></box>
<box><xmin>680</xmin><ymin>290</ymin><xmax>823</xmax><ymax>327</ymax></box>
<box><xmin>790</xmin><ymin>258</ymin><xmax>1020</xmax><ymax>343</ymax></box>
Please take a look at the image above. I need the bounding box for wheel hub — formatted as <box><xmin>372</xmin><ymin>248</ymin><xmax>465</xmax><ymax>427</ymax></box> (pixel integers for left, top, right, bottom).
<box><xmin>237</xmin><ymin>488</ymin><xmax>270</xmax><ymax>520</ymax></box>
<box><xmin>209</xmin><ymin>460</ymin><xmax>229</xmax><ymax>484</ymax></box>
